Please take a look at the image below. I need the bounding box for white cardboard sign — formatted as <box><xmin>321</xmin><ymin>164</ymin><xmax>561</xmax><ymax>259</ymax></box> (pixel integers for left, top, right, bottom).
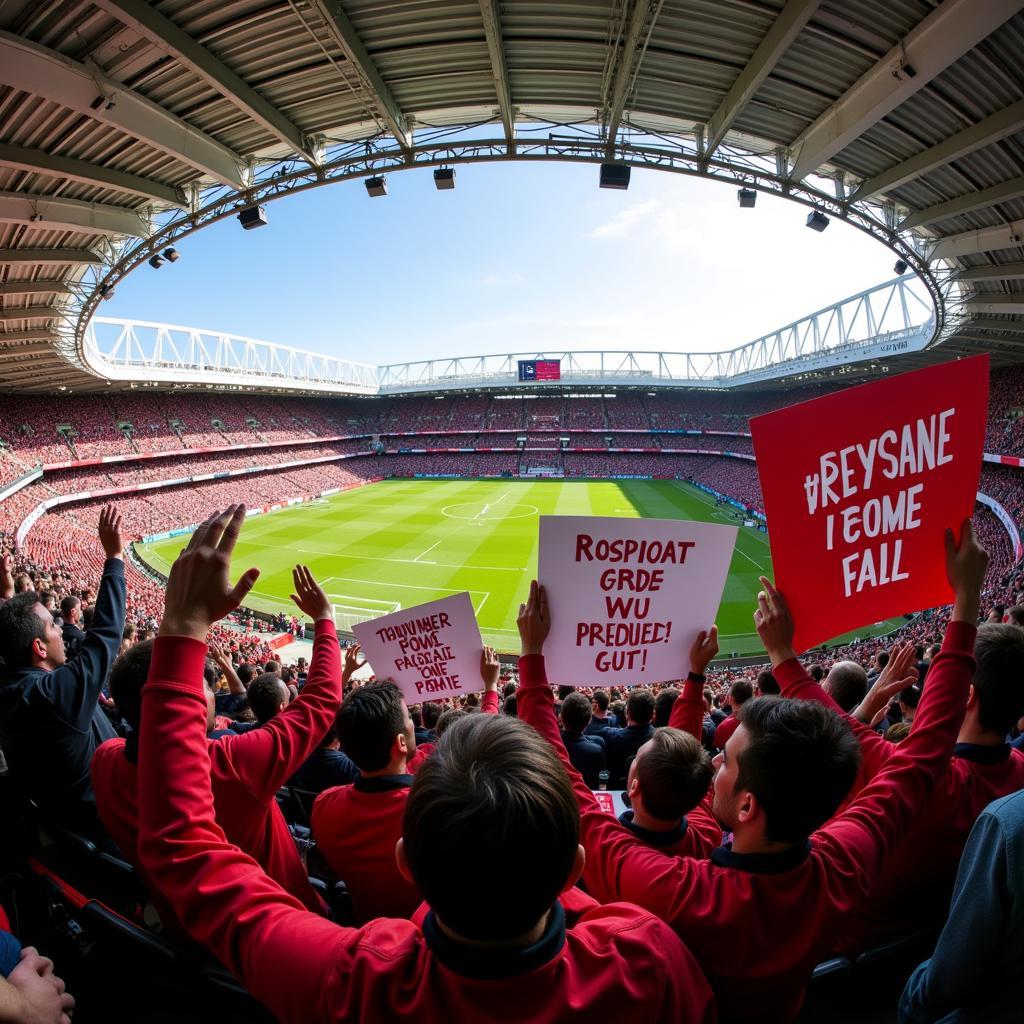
<box><xmin>538</xmin><ymin>515</ymin><xmax>738</xmax><ymax>687</ymax></box>
<box><xmin>352</xmin><ymin>592</ymin><xmax>484</xmax><ymax>704</ymax></box>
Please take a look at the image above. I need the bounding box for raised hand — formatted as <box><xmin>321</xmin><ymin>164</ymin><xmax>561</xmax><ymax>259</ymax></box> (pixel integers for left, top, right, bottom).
<box><xmin>289</xmin><ymin>564</ymin><xmax>332</xmax><ymax>622</ymax></box>
<box><xmin>343</xmin><ymin>642</ymin><xmax>365</xmax><ymax>683</ymax></box>
<box><xmin>0</xmin><ymin>551</ymin><xmax>13</xmax><ymax>600</ymax></box>
<box><xmin>852</xmin><ymin>642</ymin><xmax>918</xmax><ymax>725</ymax></box>
<box><xmin>753</xmin><ymin>575</ymin><xmax>796</xmax><ymax>666</ymax></box>
<box><xmin>689</xmin><ymin>625</ymin><xmax>719</xmax><ymax>677</ymax></box>
<box><xmin>945</xmin><ymin>518</ymin><xmax>988</xmax><ymax>624</ymax></box>
<box><xmin>517</xmin><ymin>579</ymin><xmax>551</xmax><ymax>657</ymax></box>
<box><xmin>97</xmin><ymin>504</ymin><xmax>124</xmax><ymax>560</ymax></box>
<box><xmin>160</xmin><ymin>505</ymin><xmax>260</xmax><ymax>642</ymax></box>
<box><xmin>481</xmin><ymin>645</ymin><xmax>500</xmax><ymax>690</ymax></box>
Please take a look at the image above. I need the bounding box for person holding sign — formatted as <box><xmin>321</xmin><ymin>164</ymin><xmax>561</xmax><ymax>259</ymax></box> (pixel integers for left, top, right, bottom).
<box><xmin>754</xmin><ymin>538</ymin><xmax>1024</xmax><ymax>954</ymax></box>
<box><xmin>515</xmin><ymin>516</ymin><xmax>986</xmax><ymax>1023</ymax></box>
<box><xmin>132</xmin><ymin>505</ymin><xmax>715</xmax><ymax>1024</ymax></box>
<box><xmin>312</xmin><ymin>647</ymin><xmax>502</xmax><ymax>923</ymax></box>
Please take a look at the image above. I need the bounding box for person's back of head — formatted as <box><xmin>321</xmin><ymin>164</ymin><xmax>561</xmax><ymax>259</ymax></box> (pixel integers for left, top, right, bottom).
<box><xmin>971</xmin><ymin>623</ymin><xmax>1024</xmax><ymax>737</ymax></box>
<box><xmin>248</xmin><ymin>673</ymin><xmax>288</xmax><ymax>725</ymax></box>
<box><xmin>237</xmin><ymin>662</ymin><xmax>256</xmax><ymax>688</ymax></box>
<box><xmin>824</xmin><ymin>661</ymin><xmax>868</xmax><ymax>713</ymax></box>
<box><xmin>653</xmin><ymin>687</ymin><xmax>679</xmax><ymax>727</ymax></box>
<box><xmin>1005</xmin><ymin>605</ymin><xmax>1024</xmax><ymax>628</ymax></box>
<box><xmin>339</xmin><ymin>681</ymin><xmax>411</xmax><ymax>771</ymax></box>
<box><xmin>626</xmin><ymin>688</ymin><xmax>655</xmax><ymax>727</ymax></box>
<box><xmin>60</xmin><ymin>595</ymin><xmax>81</xmax><ymax>623</ymax></box>
<box><xmin>755</xmin><ymin>671</ymin><xmax>779</xmax><ymax>696</ymax></box>
<box><xmin>634</xmin><ymin>728</ymin><xmax>712</xmax><ymax>821</ymax></box>
<box><xmin>402</xmin><ymin>714</ymin><xmax>580</xmax><ymax>942</ymax></box>
<box><xmin>560</xmin><ymin>692</ymin><xmax>592</xmax><ymax>734</ymax></box>
<box><xmin>409</xmin><ymin>705</ymin><xmax>423</xmax><ymax>729</ymax></box>
<box><xmin>876</xmin><ymin>651</ymin><xmax>890</xmax><ymax>670</ymax></box>
<box><xmin>502</xmin><ymin>694</ymin><xmax>518</xmax><ymax>718</ymax></box>
<box><xmin>557</xmin><ymin>685</ymin><xmax>574</xmax><ymax>702</ymax></box>
<box><xmin>502</xmin><ymin>680</ymin><xmax>517</xmax><ymax>699</ymax></box>
<box><xmin>264</xmin><ymin>660</ymin><xmax>281</xmax><ymax>676</ymax></box>
<box><xmin>899</xmin><ymin>684</ymin><xmax>922</xmax><ymax>717</ymax></box>
<box><xmin>728</xmin><ymin>697</ymin><xmax>861</xmax><ymax>844</ymax></box>
<box><xmin>729</xmin><ymin>679</ymin><xmax>754</xmax><ymax>708</ymax></box>
<box><xmin>434</xmin><ymin>708</ymin><xmax>468</xmax><ymax>737</ymax></box>
<box><xmin>421</xmin><ymin>701</ymin><xmax>441</xmax><ymax>731</ymax></box>
<box><xmin>0</xmin><ymin>591</ymin><xmax>56</xmax><ymax>673</ymax></box>
<box><xmin>808</xmin><ymin>664</ymin><xmax>824</xmax><ymax>683</ymax></box>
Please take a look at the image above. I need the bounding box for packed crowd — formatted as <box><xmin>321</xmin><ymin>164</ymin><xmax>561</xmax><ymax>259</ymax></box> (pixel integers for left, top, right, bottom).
<box><xmin>1</xmin><ymin>501</ymin><xmax>1022</xmax><ymax>1024</ymax></box>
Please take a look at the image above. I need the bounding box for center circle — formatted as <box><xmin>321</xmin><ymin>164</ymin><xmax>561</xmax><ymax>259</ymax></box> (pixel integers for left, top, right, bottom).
<box><xmin>440</xmin><ymin>502</ymin><xmax>539</xmax><ymax>521</ymax></box>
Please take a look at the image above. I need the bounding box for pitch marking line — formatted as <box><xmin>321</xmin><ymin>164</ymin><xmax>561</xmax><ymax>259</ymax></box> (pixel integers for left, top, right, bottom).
<box><xmin>323</xmin><ymin>577</ymin><xmax>491</xmax><ymax>617</ymax></box>
<box><xmin>413</xmin><ymin>539</ymin><xmax>443</xmax><ymax>563</ymax></box>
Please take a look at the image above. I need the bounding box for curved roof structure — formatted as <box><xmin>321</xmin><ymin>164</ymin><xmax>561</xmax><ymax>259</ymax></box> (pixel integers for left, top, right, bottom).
<box><xmin>0</xmin><ymin>0</ymin><xmax>1022</xmax><ymax>393</ymax></box>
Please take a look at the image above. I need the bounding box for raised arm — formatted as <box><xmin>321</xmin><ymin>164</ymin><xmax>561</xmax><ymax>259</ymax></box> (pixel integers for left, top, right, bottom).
<box><xmin>137</xmin><ymin>507</ymin><xmax>354</xmax><ymax>1024</ymax></box>
<box><xmin>669</xmin><ymin>627</ymin><xmax>718</xmax><ymax>738</ymax></box>
<box><xmin>0</xmin><ymin>551</ymin><xmax>13</xmax><ymax>602</ymax></box>
<box><xmin>209</xmin><ymin>642</ymin><xmax>245</xmax><ymax>696</ymax></box>
<box><xmin>42</xmin><ymin>506</ymin><xmax>126</xmax><ymax>729</ymax></box>
<box><xmin>226</xmin><ymin>566</ymin><xmax>343</xmax><ymax>802</ymax></box>
<box><xmin>813</xmin><ymin>520</ymin><xmax>986</xmax><ymax>894</ymax></box>
<box><xmin>481</xmin><ymin>645</ymin><xmax>500</xmax><ymax>714</ymax></box>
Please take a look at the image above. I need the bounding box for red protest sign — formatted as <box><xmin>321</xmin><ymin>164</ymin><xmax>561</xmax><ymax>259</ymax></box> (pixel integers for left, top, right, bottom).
<box><xmin>750</xmin><ymin>355</ymin><xmax>988</xmax><ymax>652</ymax></box>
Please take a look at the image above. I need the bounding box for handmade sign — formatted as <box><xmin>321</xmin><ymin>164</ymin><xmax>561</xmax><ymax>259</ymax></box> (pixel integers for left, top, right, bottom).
<box><xmin>353</xmin><ymin>592</ymin><xmax>484</xmax><ymax>704</ymax></box>
<box><xmin>538</xmin><ymin>515</ymin><xmax>737</xmax><ymax>687</ymax></box>
<box><xmin>750</xmin><ymin>354</ymin><xmax>989</xmax><ymax>651</ymax></box>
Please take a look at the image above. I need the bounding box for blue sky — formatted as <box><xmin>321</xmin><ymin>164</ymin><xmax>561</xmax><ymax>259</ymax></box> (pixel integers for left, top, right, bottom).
<box><xmin>106</xmin><ymin>162</ymin><xmax>898</xmax><ymax>367</ymax></box>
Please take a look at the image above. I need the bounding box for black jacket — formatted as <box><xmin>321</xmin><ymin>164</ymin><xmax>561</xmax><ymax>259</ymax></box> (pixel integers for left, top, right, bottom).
<box><xmin>0</xmin><ymin>559</ymin><xmax>125</xmax><ymax>815</ymax></box>
<box><xmin>561</xmin><ymin>730</ymin><xmax>607</xmax><ymax>789</ymax></box>
<box><xmin>603</xmin><ymin>723</ymin><xmax>655</xmax><ymax>788</ymax></box>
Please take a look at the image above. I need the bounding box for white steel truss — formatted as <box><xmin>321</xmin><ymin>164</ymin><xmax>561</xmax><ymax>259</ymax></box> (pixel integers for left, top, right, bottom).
<box><xmin>85</xmin><ymin>275</ymin><xmax>935</xmax><ymax>394</ymax></box>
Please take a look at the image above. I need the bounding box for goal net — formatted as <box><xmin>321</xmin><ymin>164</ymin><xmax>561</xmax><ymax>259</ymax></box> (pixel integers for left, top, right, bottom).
<box><xmin>331</xmin><ymin>597</ymin><xmax>402</xmax><ymax>633</ymax></box>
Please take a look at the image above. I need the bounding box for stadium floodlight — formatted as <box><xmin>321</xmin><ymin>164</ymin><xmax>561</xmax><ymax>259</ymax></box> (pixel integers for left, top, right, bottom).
<box><xmin>805</xmin><ymin>210</ymin><xmax>829</xmax><ymax>232</ymax></box>
<box><xmin>365</xmin><ymin>176</ymin><xmax>388</xmax><ymax>197</ymax></box>
<box><xmin>237</xmin><ymin>205</ymin><xmax>268</xmax><ymax>230</ymax></box>
<box><xmin>163</xmin><ymin>247</ymin><xmax>180</xmax><ymax>262</ymax></box>
<box><xmin>99</xmin><ymin>283</ymin><xmax>115</xmax><ymax>300</ymax></box>
<box><xmin>737</xmin><ymin>188</ymin><xmax>757</xmax><ymax>208</ymax></box>
<box><xmin>148</xmin><ymin>253</ymin><xmax>165</xmax><ymax>268</ymax></box>
<box><xmin>434</xmin><ymin>168</ymin><xmax>456</xmax><ymax>190</ymax></box>
<box><xmin>894</xmin><ymin>259</ymin><xmax>909</xmax><ymax>275</ymax></box>
<box><xmin>599</xmin><ymin>164</ymin><xmax>631</xmax><ymax>190</ymax></box>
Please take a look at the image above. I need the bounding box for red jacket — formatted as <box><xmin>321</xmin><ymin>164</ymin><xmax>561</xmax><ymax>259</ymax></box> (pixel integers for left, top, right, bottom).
<box><xmin>713</xmin><ymin>714</ymin><xmax>739</xmax><ymax>751</ymax></box>
<box><xmin>774</xmin><ymin>655</ymin><xmax>1024</xmax><ymax>951</ymax></box>
<box><xmin>92</xmin><ymin>619</ymin><xmax>343</xmax><ymax>929</ymax></box>
<box><xmin>517</xmin><ymin>619</ymin><xmax>976</xmax><ymax>1024</ymax></box>
<box><xmin>136</xmin><ymin>635</ymin><xmax>717</xmax><ymax>1024</ymax></box>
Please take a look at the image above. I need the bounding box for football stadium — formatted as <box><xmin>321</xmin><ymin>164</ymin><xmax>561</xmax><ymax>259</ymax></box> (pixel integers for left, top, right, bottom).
<box><xmin>1</xmin><ymin>3</ymin><xmax>1024</xmax><ymax>1023</ymax></box>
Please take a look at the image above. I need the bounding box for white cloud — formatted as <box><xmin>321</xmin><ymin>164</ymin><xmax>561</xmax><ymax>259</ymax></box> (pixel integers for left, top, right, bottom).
<box><xmin>590</xmin><ymin>199</ymin><xmax>661</xmax><ymax>239</ymax></box>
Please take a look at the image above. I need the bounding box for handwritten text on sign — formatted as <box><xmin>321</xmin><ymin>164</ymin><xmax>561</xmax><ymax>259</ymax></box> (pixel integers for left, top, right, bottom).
<box><xmin>750</xmin><ymin>355</ymin><xmax>988</xmax><ymax>652</ymax></box>
<box><xmin>352</xmin><ymin>592</ymin><xmax>483</xmax><ymax>705</ymax></box>
<box><xmin>539</xmin><ymin>516</ymin><xmax>737</xmax><ymax>688</ymax></box>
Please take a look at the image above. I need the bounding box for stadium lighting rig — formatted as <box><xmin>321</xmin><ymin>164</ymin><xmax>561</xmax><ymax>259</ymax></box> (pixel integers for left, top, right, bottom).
<box><xmin>737</xmin><ymin>188</ymin><xmax>757</xmax><ymax>208</ymax></box>
<box><xmin>894</xmin><ymin>259</ymin><xmax>909</xmax><ymax>275</ymax></box>
<box><xmin>148</xmin><ymin>247</ymin><xmax>181</xmax><ymax>269</ymax></box>
<box><xmin>433</xmin><ymin>167</ymin><xmax>456</xmax><ymax>190</ymax></box>
<box><xmin>805</xmin><ymin>210</ymin><xmax>830</xmax><ymax>232</ymax></box>
<box><xmin>237</xmin><ymin>205</ymin><xmax>268</xmax><ymax>229</ymax></box>
<box><xmin>599</xmin><ymin>163</ymin><xmax>631</xmax><ymax>190</ymax></box>
<box><xmin>365</xmin><ymin>176</ymin><xmax>388</xmax><ymax>197</ymax></box>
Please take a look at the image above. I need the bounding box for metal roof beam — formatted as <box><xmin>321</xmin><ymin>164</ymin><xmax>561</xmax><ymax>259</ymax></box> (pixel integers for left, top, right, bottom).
<box><xmin>604</xmin><ymin>1</ymin><xmax>665</xmax><ymax>156</ymax></box>
<box><xmin>853</xmin><ymin>100</ymin><xmax>1024</xmax><ymax>203</ymax></box>
<box><xmin>309</xmin><ymin>1</ymin><xmax>413</xmax><ymax>154</ymax></box>
<box><xmin>901</xmin><ymin>174</ymin><xmax>1024</xmax><ymax>230</ymax></box>
<box><xmin>930</xmin><ymin>218</ymin><xmax>1024</xmax><ymax>259</ymax></box>
<box><xmin>0</xmin><ymin>248</ymin><xmax>102</xmax><ymax>265</ymax></box>
<box><xmin>952</xmin><ymin>261</ymin><xmax>1024</xmax><ymax>282</ymax></box>
<box><xmin>0</xmin><ymin>306</ymin><xmax>60</xmax><ymax>322</ymax></box>
<box><xmin>0</xmin><ymin>31</ymin><xmax>245</xmax><ymax>188</ymax></box>
<box><xmin>0</xmin><ymin>330</ymin><xmax>59</xmax><ymax>343</ymax></box>
<box><xmin>963</xmin><ymin>296</ymin><xmax>1024</xmax><ymax>315</ymax></box>
<box><xmin>0</xmin><ymin>143</ymin><xmax>185</xmax><ymax>207</ymax></box>
<box><xmin>0</xmin><ymin>342</ymin><xmax>57</xmax><ymax>356</ymax></box>
<box><xmin>705</xmin><ymin>0</ymin><xmax>822</xmax><ymax>160</ymax></box>
<box><xmin>962</xmin><ymin>317</ymin><xmax>1024</xmax><ymax>332</ymax></box>
<box><xmin>0</xmin><ymin>191</ymin><xmax>149</xmax><ymax>238</ymax></box>
<box><xmin>92</xmin><ymin>0</ymin><xmax>314</xmax><ymax>162</ymax></box>
<box><xmin>788</xmin><ymin>0</ymin><xmax>1022</xmax><ymax>182</ymax></box>
<box><xmin>0</xmin><ymin>280</ymin><xmax>73</xmax><ymax>297</ymax></box>
<box><xmin>478</xmin><ymin>0</ymin><xmax>514</xmax><ymax>146</ymax></box>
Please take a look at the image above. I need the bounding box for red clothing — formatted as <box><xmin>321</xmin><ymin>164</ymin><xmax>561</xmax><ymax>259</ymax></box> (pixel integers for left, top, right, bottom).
<box><xmin>136</xmin><ymin>635</ymin><xmax>717</xmax><ymax>1024</ymax></box>
<box><xmin>774</xmin><ymin>655</ymin><xmax>1024</xmax><ymax>951</ymax></box>
<box><xmin>92</xmin><ymin>619</ymin><xmax>343</xmax><ymax>929</ymax></box>
<box><xmin>713</xmin><ymin>713</ymin><xmax>739</xmax><ymax>750</ymax></box>
<box><xmin>517</xmin><ymin>619</ymin><xmax>976</xmax><ymax>1024</ymax></box>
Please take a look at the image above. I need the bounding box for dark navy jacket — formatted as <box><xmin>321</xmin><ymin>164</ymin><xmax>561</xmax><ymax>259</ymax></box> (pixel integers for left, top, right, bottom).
<box><xmin>602</xmin><ymin>724</ymin><xmax>655</xmax><ymax>788</ymax></box>
<box><xmin>561</xmin><ymin>730</ymin><xmax>607</xmax><ymax>789</ymax></box>
<box><xmin>0</xmin><ymin>558</ymin><xmax>125</xmax><ymax>815</ymax></box>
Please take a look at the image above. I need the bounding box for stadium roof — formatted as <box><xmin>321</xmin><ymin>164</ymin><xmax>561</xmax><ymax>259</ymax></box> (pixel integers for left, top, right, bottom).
<box><xmin>0</xmin><ymin>0</ymin><xmax>1022</xmax><ymax>394</ymax></box>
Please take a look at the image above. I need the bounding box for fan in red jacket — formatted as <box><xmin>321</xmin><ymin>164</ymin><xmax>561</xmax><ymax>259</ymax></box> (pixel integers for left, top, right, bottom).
<box><xmin>514</xmin><ymin>517</ymin><xmax>987</xmax><ymax>1024</ymax></box>
<box><xmin>92</xmin><ymin>564</ymin><xmax>347</xmax><ymax>931</ymax></box>
<box><xmin>313</xmin><ymin>649</ymin><xmax>501</xmax><ymax>922</ymax></box>
<box><xmin>757</xmin><ymin>580</ymin><xmax>1024</xmax><ymax>952</ymax></box>
<box><xmin>134</xmin><ymin>505</ymin><xmax>717</xmax><ymax>1024</ymax></box>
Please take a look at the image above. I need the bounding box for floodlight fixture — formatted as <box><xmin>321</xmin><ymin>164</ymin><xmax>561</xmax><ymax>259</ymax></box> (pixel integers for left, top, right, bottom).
<box><xmin>148</xmin><ymin>253</ymin><xmax>166</xmax><ymax>269</ymax></box>
<box><xmin>434</xmin><ymin>167</ymin><xmax>456</xmax><ymax>190</ymax></box>
<box><xmin>163</xmin><ymin>247</ymin><xmax>180</xmax><ymax>262</ymax></box>
<box><xmin>365</xmin><ymin>176</ymin><xmax>388</xmax><ymax>197</ymax></box>
<box><xmin>599</xmin><ymin>163</ymin><xmax>631</xmax><ymax>190</ymax></box>
<box><xmin>237</xmin><ymin>205</ymin><xmax>268</xmax><ymax>230</ymax></box>
<box><xmin>738</xmin><ymin>188</ymin><xmax>757</xmax><ymax>208</ymax></box>
<box><xmin>99</xmin><ymin>283</ymin><xmax>115</xmax><ymax>301</ymax></box>
<box><xmin>806</xmin><ymin>210</ymin><xmax>829</xmax><ymax>232</ymax></box>
<box><xmin>893</xmin><ymin>259</ymin><xmax>909</xmax><ymax>275</ymax></box>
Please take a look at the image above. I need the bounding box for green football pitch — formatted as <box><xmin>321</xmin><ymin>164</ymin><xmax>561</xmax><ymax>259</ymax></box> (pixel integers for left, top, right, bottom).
<box><xmin>135</xmin><ymin>478</ymin><xmax>905</xmax><ymax>658</ymax></box>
